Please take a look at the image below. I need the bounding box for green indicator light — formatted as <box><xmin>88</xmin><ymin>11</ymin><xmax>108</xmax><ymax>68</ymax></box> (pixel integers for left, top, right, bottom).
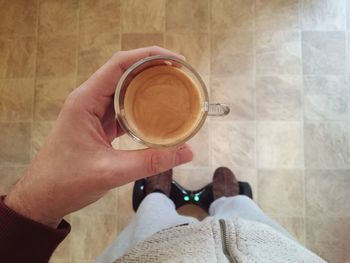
<box><xmin>194</xmin><ymin>195</ymin><xmax>199</xmax><ymax>202</ymax></box>
<box><xmin>184</xmin><ymin>195</ymin><xmax>190</xmax><ymax>201</ymax></box>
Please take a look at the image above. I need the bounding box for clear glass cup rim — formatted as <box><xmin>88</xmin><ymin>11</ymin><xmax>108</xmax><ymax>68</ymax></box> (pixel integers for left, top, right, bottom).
<box><xmin>114</xmin><ymin>55</ymin><xmax>210</xmax><ymax>148</ymax></box>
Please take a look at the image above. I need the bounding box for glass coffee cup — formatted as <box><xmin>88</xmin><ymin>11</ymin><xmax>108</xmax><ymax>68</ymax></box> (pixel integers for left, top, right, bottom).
<box><xmin>114</xmin><ymin>55</ymin><xmax>229</xmax><ymax>148</ymax></box>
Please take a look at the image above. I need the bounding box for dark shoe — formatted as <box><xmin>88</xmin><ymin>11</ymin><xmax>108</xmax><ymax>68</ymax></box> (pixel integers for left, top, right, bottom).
<box><xmin>212</xmin><ymin>167</ymin><xmax>239</xmax><ymax>200</ymax></box>
<box><xmin>144</xmin><ymin>169</ymin><xmax>173</xmax><ymax>197</ymax></box>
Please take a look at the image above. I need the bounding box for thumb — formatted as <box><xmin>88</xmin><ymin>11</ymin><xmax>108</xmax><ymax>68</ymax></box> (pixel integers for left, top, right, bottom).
<box><xmin>108</xmin><ymin>144</ymin><xmax>193</xmax><ymax>187</ymax></box>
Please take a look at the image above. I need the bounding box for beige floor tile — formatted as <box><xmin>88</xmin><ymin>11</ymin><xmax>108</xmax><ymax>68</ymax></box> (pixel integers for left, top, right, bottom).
<box><xmin>0</xmin><ymin>37</ymin><xmax>36</xmax><ymax>78</ymax></box>
<box><xmin>34</xmin><ymin>78</ymin><xmax>75</xmax><ymax>121</ymax></box>
<box><xmin>0</xmin><ymin>0</ymin><xmax>37</xmax><ymax>36</ymax></box>
<box><xmin>255</xmin><ymin>0</ymin><xmax>300</xmax><ymax>31</ymax></box>
<box><xmin>257</xmin><ymin>122</ymin><xmax>303</xmax><ymax>169</ymax></box>
<box><xmin>211</xmin><ymin>76</ymin><xmax>255</xmax><ymax>120</ymax></box>
<box><xmin>0</xmin><ymin>79</ymin><xmax>34</xmax><ymax>121</ymax></box>
<box><xmin>211</xmin><ymin>32</ymin><xmax>254</xmax><ymax>75</ymax></box>
<box><xmin>185</xmin><ymin>123</ymin><xmax>209</xmax><ymax>167</ymax></box>
<box><xmin>258</xmin><ymin>169</ymin><xmax>304</xmax><ymax>216</ymax></box>
<box><xmin>166</xmin><ymin>0</ymin><xmax>208</xmax><ymax>33</ymax></box>
<box><xmin>256</xmin><ymin>31</ymin><xmax>301</xmax><ymax>75</ymax></box>
<box><xmin>211</xmin><ymin>0</ymin><xmax>254</xmax><ymax>32</ymax></box>
<box><xmin>38</xmin><ymin>0</ymin><xmax>78</xmax><ymax>36</ymax></box>
<box><xmin>273</xmin><ymin>217</ymin><xmax>305</xmax><ymax>244</ymax></box>
<box><xmin>305</xmin><ymin>169</ymin><xmax>350</xmax><ymax>217</ymax></box>
<box><xmin>306</xmin><ymin>217</ymin><xmax>350</xmax><ymax>262</ymax></box>
<box><xmin>0</xmin><ymin>166</ymin><xmax>27</xmax><ymax>195</ymax></box>
<box><xmin>37</xmin><ymin>35</ymin><xmax>77</xmax><ymax>78</ymax></box>
<box><xmin>173</xmin><ymin>166</ymin><xmax>212</xmax><ymax>190</ymax></box>
<box><xmin>78</xmin><ymin>32</ymin><xmax>120</xmax><ymax>80</ymax></box>
<box><xmin>80</xmin><ymin>188</ymin><xmax>118</xmax><ymax>215</ymax></box>
<box><xmin>121</xmin><ymin>0</ymin><xmax>165</xmax><ymax>33</ymax></box>
<box><xmin>117</xmin><ymin>183</ymin><xmax>135</xmax><ymax>231</ymax></box>
<box><xmin>237</xmin><ymin>169</ymin><xmax>258</xmax><ymax>200</ymax></box>
<box><xmin>122</xmin><ymin>33</ymin><xmax>164</xmax><ymax>50</ymax></box>
<box><xmin>256</xmin><ymin>76</ymin><xmax>302</xmax><ymax>121</ymax></box>
<box><xmin>304</xmin><ymin>122</ymin><xmax>350</xmax><ymax>168</ymax></box>
<box><xmin>304</xmin><ymin>76</ymin><xmax>349</xmax><ymax>121</ymax></box>
<box><xmin>302</xmin><ymin>31</ymin><xmax>346</xmax><ymax>75</ymax></box>
<box><xmin>79</xmin><ymin>0</ymin><xmax>120</xmax><ymax>36</ymax></box>
<box><xmin>301</xmin><ymin>0</ymin><xmax>346</xmax><ymax>30</ymax></box>
<box><xmin>0</xmin><ymin>122</ymin><xmax>31</xmax><ymax>165</ymax></box>
<box><xmin>31</xmin><ymin>121</ymin><xmax>55</xmax><ymax>158</ymax></box>
<box><xmin>70</xmin><ymin>214</ymin><xmax>118</xmax><ymax>260</ymax></box>
<box><xmin>165</xmin><ymin>33</ymin><xmax>209</xmax><ymax>75</ymax></box>
<box><xmin>211</xmin><ymin>121</ymin><xmax>255</xmax><ymax>169</ymax></box>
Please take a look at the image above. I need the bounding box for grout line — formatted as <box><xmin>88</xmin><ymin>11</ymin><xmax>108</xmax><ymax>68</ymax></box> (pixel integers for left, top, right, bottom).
<box><xmin>119</xmin><ymin>4</ymin><xmax>122</xmax><ymax>50</ymax></box>
<box><xmin>299</xmin><ymin>0</ymin><xmax>307</xmax><ymax>246</ymax></box>
<box><xmin>30</xmin><ymin>0</ymin><xmax>40</xmax><ymax>161</ymax></box>
<box><xmin>345</xmin><ymin>2</ymin><xmax>350</xmax><ymax>125</ymax></box>
<box><xmin>120</xmin><ymin>0</ymin><xmax>123</xmax><ymax>35</ymax></box>
<box><xmin>207</xmin><ymin>0</ymin><xmax>212</xmax><ymax>176</ymax></box>
<box><xmin>253</xmin><ymin>0</ymin><xmax>258</xmax><ymax>202</ymax></box>
<box><xmin>163</xmin><ymin>0</ymin><xmax>166</xmax><ymax>36</ymax></box>
<box><xmin>119</xmin><ymin>9</ymin><xmax>123</xmax><ymax>51</ymax></box>
<box><xmin>343</xmin><ymin>0</ymin><xmax>350</xmax><ymax>132</ymax></box>
<box><xmin>74</xmin><ymin>0</ymin><xmax>81</xmax><ymax>88</ymax></box>
<box><xmin>163</xmin><ymin>0</ymin><xmax>166</xmax><ymax>49</ymax></box>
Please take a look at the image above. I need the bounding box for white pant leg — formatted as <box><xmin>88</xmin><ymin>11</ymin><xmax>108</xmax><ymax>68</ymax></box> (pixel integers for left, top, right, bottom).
<box><xmin>209</xmin><ymin>195</ymin><xmax>294</xmax><ymax>240</ymax></box>
<box><xmin>94</xmin><ymin>192</ymin><xmax>199</xmax><ymax>263</ymax></box>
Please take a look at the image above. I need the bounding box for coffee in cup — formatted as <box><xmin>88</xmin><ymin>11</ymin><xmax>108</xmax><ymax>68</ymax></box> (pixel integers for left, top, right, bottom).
<box><xmin>124</xmin><ymin>65</ymin><xmax>202</xmax><ymax>145</ymax></box>
<box><xmin>115</xmin><ymin>55</ymin><xmax>229</xmax><ymax>148</ymax></box>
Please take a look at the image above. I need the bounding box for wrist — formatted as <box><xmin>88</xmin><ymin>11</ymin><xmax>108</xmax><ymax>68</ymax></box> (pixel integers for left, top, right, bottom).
<box><xmin>4</xmin><ymin>189</ymin><xmax>61</xmax><ymax>229</ymax></box>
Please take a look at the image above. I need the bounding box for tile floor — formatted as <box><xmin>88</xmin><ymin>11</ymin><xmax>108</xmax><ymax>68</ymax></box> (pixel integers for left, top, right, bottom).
<box><xmin>0</xmin><ymin>0</ymin><xmax>349</xmax><ymax>262</ymax></box>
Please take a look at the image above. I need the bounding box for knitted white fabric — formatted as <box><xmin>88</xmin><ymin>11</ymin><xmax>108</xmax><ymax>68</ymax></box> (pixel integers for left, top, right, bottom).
<box><xmin>114</xmin><ymin>217</ymin><xmax>325</xmax><ymax>263</ymax></box>
<box><xmin>95</xmin><ymin>193</ymin><xmax>325</xmax><ymax>263</ymax></box>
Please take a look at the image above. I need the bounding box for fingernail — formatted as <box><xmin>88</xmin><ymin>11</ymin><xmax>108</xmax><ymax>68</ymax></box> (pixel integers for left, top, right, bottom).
<box><xmin>175</xmin><ymin>144</ymin><xmax>193</xmax><ymax>165</ymax></box>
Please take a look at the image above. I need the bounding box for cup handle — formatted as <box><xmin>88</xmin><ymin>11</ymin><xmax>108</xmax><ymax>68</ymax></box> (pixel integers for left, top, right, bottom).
<box><xmin>206</xmin><ymin>102</ymin><xmax>230</xmax><ymax>116</ymax></box>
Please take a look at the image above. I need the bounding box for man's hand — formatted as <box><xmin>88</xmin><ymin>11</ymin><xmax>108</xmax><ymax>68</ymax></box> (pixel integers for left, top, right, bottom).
<box><xmin>4</xmin><ymin>47</ymin><xmax>193</xmax><ymax>228</ymax></box>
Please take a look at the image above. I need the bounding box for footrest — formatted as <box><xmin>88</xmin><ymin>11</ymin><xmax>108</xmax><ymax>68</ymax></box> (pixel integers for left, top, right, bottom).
<box><xmin>132</xmin><ymin>179</ymin><xmax>253</xmax><ymax>212</ymax></box>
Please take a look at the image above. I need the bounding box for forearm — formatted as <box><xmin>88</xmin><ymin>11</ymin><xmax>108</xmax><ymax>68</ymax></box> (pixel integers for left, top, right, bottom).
<box><xmin>0</xmin><ymin>196</ymin><xmax>70</xmax><ymax>263</ymax></box>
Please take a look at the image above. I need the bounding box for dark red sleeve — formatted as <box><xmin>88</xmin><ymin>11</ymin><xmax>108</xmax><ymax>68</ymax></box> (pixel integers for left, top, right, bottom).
<box><xmin>0</xmin><ymin>196</ymin><xmax>70</xmax><ymax>263</ymax></box>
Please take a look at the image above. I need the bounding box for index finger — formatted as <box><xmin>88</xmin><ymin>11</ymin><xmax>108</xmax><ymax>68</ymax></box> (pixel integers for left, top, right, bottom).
<box><xmin>84</xmin><ymin>46</ymin><xmax>185</xmax><ymax>98</ymax></box>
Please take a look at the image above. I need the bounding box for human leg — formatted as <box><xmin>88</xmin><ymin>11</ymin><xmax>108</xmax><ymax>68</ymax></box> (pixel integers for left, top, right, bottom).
<box><xmin>209</xmin><ymin>195</ymin><xmax>293</xmax><ymax>239</ymax></box>
<box><xmin>210</xmin><ymin>167</ymin><xmax>294</xmax><ymax>240</ymax></box>
<box><xmin>94</xmin><ymin>171</ymin><xmax>199</xmax><ymax>262</ymax></box>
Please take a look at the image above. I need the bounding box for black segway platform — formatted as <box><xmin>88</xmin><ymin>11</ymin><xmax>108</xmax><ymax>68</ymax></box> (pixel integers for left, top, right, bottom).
<box><xmin>133</xmin><ymin>179</ymin><xmax>253</xmax><ymax>212</ymax></box>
